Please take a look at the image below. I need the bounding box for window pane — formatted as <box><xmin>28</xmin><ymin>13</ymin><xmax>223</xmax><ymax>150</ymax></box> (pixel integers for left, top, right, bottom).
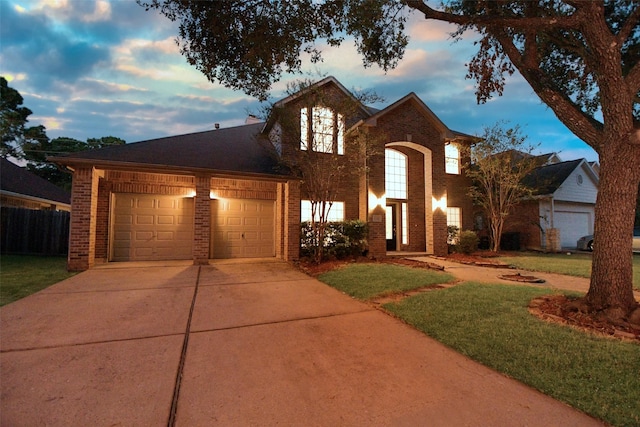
<box><xmin>402</xmin><ymin>203</ymin><xmax>408</xmax><ymax>245</ymax></box>
<box><xmin>446</xmin><ymin>207</ymin><xmax>461</xmax><ymax>229</ymax></box>
<box><xmin>385</xmin><ymin>149</ymin><xmax>407</xmax><ymax>199</ymax></box>
<box><xmin>301</xmin><ymin>200</ymin><xmax>344</xmax><ymax>222</ymax></box>
<box><xmin>300</xmin><ymin>108</ymin><xmax>309</xmax><ymax>150</ymax></box>
<box><xmin>337</xmin><ymin>113</ymin><xmax>344</xmax><ymax>155</ymax></box>
<box><xmin>445</xmin><ymin>144</ymin><xmax>460</xmax><ymax>174</ymax></box>
<box><xmin>313</xmin><ymin>107</ymin><xmax>334</xmax><ymax>153</ymax></box>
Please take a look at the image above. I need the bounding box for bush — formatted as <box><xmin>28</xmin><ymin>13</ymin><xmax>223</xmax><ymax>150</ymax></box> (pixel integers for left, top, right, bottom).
<box><xmin>301</xmin><ymin>220</ymin><xmax>368</xmax><ymax>259</ymax></box>
<box><xmin>456</xmin><ymin>230</ymin><xmax>479</xmax><ymax>254</ymax></box>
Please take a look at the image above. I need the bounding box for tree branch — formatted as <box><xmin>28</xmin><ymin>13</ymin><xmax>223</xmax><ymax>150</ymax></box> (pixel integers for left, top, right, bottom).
<box><xmin>494</xmin><ymin>31</ymin><xmax>604</xmax><ymax>150</ymax></box>
<box><xmin>403</xmin><ymin>0</ymin><xmax>582</xmax><ymax>30</ymax></box>
<box><xmin>617</xmin><ymin>3</ymin><xmax>640</xmax><ymax>44</ymax></box>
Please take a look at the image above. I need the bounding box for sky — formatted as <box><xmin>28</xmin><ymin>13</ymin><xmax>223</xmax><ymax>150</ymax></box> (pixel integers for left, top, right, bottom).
<box><xmin>1</xmin><ymin>0</ymin><xmax>598</xmax><ymax>162</ymax></box>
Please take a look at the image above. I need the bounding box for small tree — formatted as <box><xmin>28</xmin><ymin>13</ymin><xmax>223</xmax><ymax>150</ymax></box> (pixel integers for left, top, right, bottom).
<box><xmin>465</xmin><ymin>122</ymin><xmax>538</xmax><ymax>252</ymax></box>
<box><xmin>267</xmin><ymin>78</ymin><xmax>383</xmax><ymax>263</ymax></box>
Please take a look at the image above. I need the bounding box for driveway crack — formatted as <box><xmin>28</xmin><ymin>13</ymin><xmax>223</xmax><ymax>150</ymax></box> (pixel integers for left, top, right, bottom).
<box><xmin>167</xmin><ymin>266</ymin><xmax>200</xmax><ymax>427</ymax></box>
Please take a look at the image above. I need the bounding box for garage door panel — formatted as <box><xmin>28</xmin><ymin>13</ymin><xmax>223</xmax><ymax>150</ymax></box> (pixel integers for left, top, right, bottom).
<box><xmin>112</xmin><ymin>194</ymin><xmax>194</xmax><ymax>262</ymax></box>
<box><xmin>212</xmin><ymin>199</ymin><xmax>275</xmax><ymax>259</ymax></box>
<box><xmin>554</xmin><ymin>210</ymin><xmax>592</xmax><ymax>248</ymax></box>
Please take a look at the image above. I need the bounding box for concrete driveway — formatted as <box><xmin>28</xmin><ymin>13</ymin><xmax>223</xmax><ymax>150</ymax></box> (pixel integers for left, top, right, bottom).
<box><xmin>1</xmin><ymin>259</ymin><xmax>603</xmax><ymax>426</ymax></box>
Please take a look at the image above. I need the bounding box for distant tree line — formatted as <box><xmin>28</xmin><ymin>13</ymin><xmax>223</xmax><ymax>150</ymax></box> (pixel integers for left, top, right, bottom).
<box><xmin>1</xmin><ymin>76</ymin><xmax>125</xmax><ymax>190</ymax></box>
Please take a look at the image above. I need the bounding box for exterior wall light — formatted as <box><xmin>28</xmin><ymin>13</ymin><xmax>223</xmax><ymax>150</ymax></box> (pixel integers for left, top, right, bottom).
<box><xmin>432</xmin><ymin>196</ymin><xmax>447</xmax><ymax>212</ymax></box>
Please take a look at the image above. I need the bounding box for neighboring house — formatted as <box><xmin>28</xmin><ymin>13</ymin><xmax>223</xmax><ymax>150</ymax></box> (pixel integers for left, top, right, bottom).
<box><xmin>0</xmin><ymin>158</ymin><xmax>71</xmax><ymax>211</ymax></box>
<box><xmin>51</xmin><ymin>76</ymin><xmax>475</xmax><ymax>271</ymax></box>
<box><xmin>502</xmin><ymin>154</ymin><xmax>599</xmax><ymax>250</ymax></box>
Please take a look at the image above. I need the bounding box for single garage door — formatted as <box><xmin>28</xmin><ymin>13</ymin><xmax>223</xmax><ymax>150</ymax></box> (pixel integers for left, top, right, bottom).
<box><xmin>112</xmin><ymin>194</ymin><xmax>194</xmax><ymax>261</ymax></box>
<box><xmin>212</xmin><ymin>198</ymin><xmax>275</xmax><ymax>258</ymax></box>
<box><xmin>554</xmin><ymin>210</ymin><xmax>591</xmax><ymax>249</ymax></box>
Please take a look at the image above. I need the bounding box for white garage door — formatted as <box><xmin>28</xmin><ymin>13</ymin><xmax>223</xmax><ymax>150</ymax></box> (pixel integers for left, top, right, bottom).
<box><xmin>112</xmin><ymin>194</ymin><xmax>194</xmax><ymax>261</ymax></box>
<box><xmin>212</xmin><ymin>198</ymin><xmax>275</xmax><ymax>258</ymax></box>
<box><xmin>554</xmin><ymin>211</ymin><xmax>591</xmax><ymax>248</ymax></box>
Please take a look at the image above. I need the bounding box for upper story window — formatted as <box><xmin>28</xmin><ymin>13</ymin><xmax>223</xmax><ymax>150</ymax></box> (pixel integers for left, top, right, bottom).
<box><xmin>445</xmin><ymin>143</ymin><xmax>460</xmax><ymax>174</ymax></box>
<box><xmin>300</xmin><ymin>106</ymin><xmax>344</xmax><ymax>154</ymax></box>
<box><xmin>385</xmin><ymin>149</ymin><xmax>407</xmax><ymax>199</ymax></box>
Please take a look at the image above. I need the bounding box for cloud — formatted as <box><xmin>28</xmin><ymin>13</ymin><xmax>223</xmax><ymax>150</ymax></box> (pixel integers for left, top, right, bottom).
<box><xmin>0</xmin><ymin>0</ymin><xmax>111</xmax><ymax>90</ymax></box>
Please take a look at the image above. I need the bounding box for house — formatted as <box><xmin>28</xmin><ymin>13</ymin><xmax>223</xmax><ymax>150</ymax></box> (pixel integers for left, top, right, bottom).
<box><xmin>51</xmin><ymin>76</ymin><xmax>475</xmax><ymax>271</ymax></box>
<box><xmin>0</xmin><ymin>158</ymin><xmax>71</xmax><ymax>211</ymax></box>
<box><xmin>502</xmin><ymin>154</ymin><xmax>599</xmax><ymax>250</ymax></box>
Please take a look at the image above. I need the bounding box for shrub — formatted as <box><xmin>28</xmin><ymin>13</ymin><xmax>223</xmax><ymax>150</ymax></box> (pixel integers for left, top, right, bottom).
<box><xmin>456</xmin><ymin>230</ymin><xmax>479</xmax><ymax>254</ymax></box>
<box><xmin>300</xmin><ymin>220</ymin><xmax>368</xmax><ymax>259</ymax></box>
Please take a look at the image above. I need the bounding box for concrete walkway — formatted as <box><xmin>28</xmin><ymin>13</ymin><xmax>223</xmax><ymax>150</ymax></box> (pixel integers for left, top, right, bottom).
<box><xmin>1</xmin><ymin>259</ymin><xmax>604</xmax><ymax>426</ymax></box>
<box><xmin>414</xmin><ymin>256</ymin><xmax>640</xmax><ymax>300</ymax></box>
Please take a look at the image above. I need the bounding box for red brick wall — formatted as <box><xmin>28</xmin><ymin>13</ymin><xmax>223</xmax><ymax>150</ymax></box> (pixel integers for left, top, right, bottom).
<box><xmin>373</xmin><ymin>99</ymin><xmax>451</xmax><ymax>256</ymax></box>
<box><xmin>285</xmin><ymin>180</ymin><xmax>301</xmax><ymax>260</ymax></box>
<box><xmin>503</xmin><ymin>200</ymin><xmax>543</xmax><ymax>249</ymax></box>
<box><xmin>68</xmin><ymin>167</ymin><xmax>99</xmax><ymax>271</ymax></box>
<box><xmin>193</xmin><ymin>174</ymin><xmax>211</xmax><ymax>264</ymax></box>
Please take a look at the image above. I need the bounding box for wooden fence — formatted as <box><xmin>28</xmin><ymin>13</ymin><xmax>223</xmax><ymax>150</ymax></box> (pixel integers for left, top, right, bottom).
<box><xmin>1</xmin><ymin>207</ymin><xmax>70</xmax><ymax>255</ymax></box>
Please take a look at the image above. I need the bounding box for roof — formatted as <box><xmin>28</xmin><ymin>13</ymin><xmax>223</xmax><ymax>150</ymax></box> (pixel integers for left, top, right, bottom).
<box><xmin>522</xmin><ymin>159</ymin><xmax>584</xmax><ymax>196</ymax></box>
<box><xmin>51</xmin><ymin>122</ymin><xmax>286</xmax><ymax>178</ymax></box>
<box><xmin>1</xmin><ymin>158</ymin><xmax>71</xmax><ymax>205</ymax></box>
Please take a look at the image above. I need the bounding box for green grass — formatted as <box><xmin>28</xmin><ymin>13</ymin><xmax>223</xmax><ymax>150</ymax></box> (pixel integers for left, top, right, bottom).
<box><xmin>499</xmin><ymin>253</ymin><xmax>640</xmax><ymax>291</ymax></box>
<box><xmin>384</xmin><ymin>283</ymin><xmax>640</xmax><ymax>427</ymax></box>
<box><xmin>318</xmin><ymin>263</ymin><xmax>454</xmax><ymax>300</ymax></box>
<box><xmin>0</xmin><ymin>255</ymin><xmax>76</xmax><ymax>306</ymax></box>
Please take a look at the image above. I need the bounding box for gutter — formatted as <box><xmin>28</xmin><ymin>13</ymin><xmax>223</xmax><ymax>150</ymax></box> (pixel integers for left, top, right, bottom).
<box><xmin>0</xmin><ymin>189</ymin><xmax>71</xmax><ymax>210</ymax></box>
<box><xmin>48</xmin><ymin>157</ymin><xmax>293</xmax><ymax>183</ymax></box>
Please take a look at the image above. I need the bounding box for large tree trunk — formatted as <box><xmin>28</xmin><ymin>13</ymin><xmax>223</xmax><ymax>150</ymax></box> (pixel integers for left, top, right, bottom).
<box><xmin>586</xmin><ymin>140</ymin><xmax>640</xmax><ymax>318</ymax></box>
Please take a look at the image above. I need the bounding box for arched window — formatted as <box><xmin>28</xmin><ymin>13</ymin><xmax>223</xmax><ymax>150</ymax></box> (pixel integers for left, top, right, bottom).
<box><xmin>385</xmin><ymin>149</ymin><xmax>407</xmax><ymax>199</ymax></box>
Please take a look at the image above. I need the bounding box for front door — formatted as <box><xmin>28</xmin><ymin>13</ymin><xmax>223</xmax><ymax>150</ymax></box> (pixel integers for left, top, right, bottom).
<box><xmin>386</xmin><ymin>205</ymin><xmax>397</xmax><ymax>251</ymax></box>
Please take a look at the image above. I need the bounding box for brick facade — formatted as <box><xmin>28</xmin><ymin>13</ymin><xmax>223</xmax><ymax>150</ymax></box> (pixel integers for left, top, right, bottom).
<box><xmin>63</xmin><ymin>78</ymin><xmax>475</xmax><ymax>270</ymax></box>
<box><xmin>68</xmin><ymin>167</ymin><xmax>100</xmax><ymax>271</ymax></box>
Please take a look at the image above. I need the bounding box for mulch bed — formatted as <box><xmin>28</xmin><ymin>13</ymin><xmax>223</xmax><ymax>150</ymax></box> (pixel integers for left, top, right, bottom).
<box><xmin>530</xmin><ymin>295</ymin><xmax>640</xmax><ymax>343</ymax></box>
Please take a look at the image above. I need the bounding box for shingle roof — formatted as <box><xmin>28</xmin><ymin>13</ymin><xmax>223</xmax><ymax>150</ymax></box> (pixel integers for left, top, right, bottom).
<box><xmin>1</xmin><ymin>158</ymin><xmax>71</xmax><ymax>205</ymax></box>
<box><xmin>51</xmin><ymin>122</ymin><xmax>285</xmax><ymax>178</ymax></box>
<box><xmin>521</xmin><ymin>158</ymin><xmax>583</xmax><ymax>196</ymax></box>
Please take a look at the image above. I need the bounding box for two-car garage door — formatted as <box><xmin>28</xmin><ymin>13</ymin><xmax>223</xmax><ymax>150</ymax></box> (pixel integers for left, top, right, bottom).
<box><xmin>111</xmin><ymin>194</ymin><xmax>274</xmax><ymax>261</ymax></box>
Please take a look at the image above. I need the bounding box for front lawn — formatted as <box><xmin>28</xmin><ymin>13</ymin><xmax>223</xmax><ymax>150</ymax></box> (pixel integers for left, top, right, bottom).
<box><xmin>0</xmin><ymin>255</ymin><xmax>76</xmax><ymax>306</ymax></box>
<box><xmin>499</xmin><ymin>252</ymin><xmax>640</xmax><ymax>291</ymax></box>
<box><xmin>316</xmin><ymin>263</ymin><xmax>640</xmax><ymax>427</ymax></box>
<box><xmin>318</xmin><ymin>263</ymin><xmax>454</xmax><ymax>300</ymax></box>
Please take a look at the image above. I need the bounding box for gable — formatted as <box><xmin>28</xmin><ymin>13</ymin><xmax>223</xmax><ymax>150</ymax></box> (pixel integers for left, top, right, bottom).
<box><xmin>553</xmin><ymin>161</ymin><xmax>598</xmax><ymax>203</ymax></box>
<box><xmin>359</xmin><ymin>93</ymin><xmax>455</xmax><ymax>140</ymax></box>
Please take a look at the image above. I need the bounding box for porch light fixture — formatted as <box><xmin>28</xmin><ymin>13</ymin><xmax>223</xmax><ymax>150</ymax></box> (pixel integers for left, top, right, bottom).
<box><xmin>432</xmin><ymin>196</ymin><xmax>447</xmax><ymax>212</ymax></box>
<box><xmin>209</xmin><ymin>191</ymin><xmax>217</xmax><ymax>199</ymax></box>
<box><xmin>187</xmin><ymin>189</ymin><xmax>197</xmax><ymax>198</ymax></box>
<box><xmin>368</xmin><ymin>192</ymin><xmax>386</xmax><ymax>210</ymax></box>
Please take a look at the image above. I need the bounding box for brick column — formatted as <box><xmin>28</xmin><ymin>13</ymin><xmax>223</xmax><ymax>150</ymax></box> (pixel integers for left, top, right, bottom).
<box><xmin>193</xmin><ymin>174</ymin><xmax>211</xmax><ymax>265</ymax></box>
<box><xmin>68</xmin><ymin>167</ymin><xmax>99</xmax><ymax>271</ymax></box>
<box><xmin>367</xmin><ymin>145</ymin><xmax>386</xmax><ymax>259</ymax></box>
<box><xmin>284</xmin><ymin>179</ymin><xmax>301</xmax><ymax>261</ymax></box>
